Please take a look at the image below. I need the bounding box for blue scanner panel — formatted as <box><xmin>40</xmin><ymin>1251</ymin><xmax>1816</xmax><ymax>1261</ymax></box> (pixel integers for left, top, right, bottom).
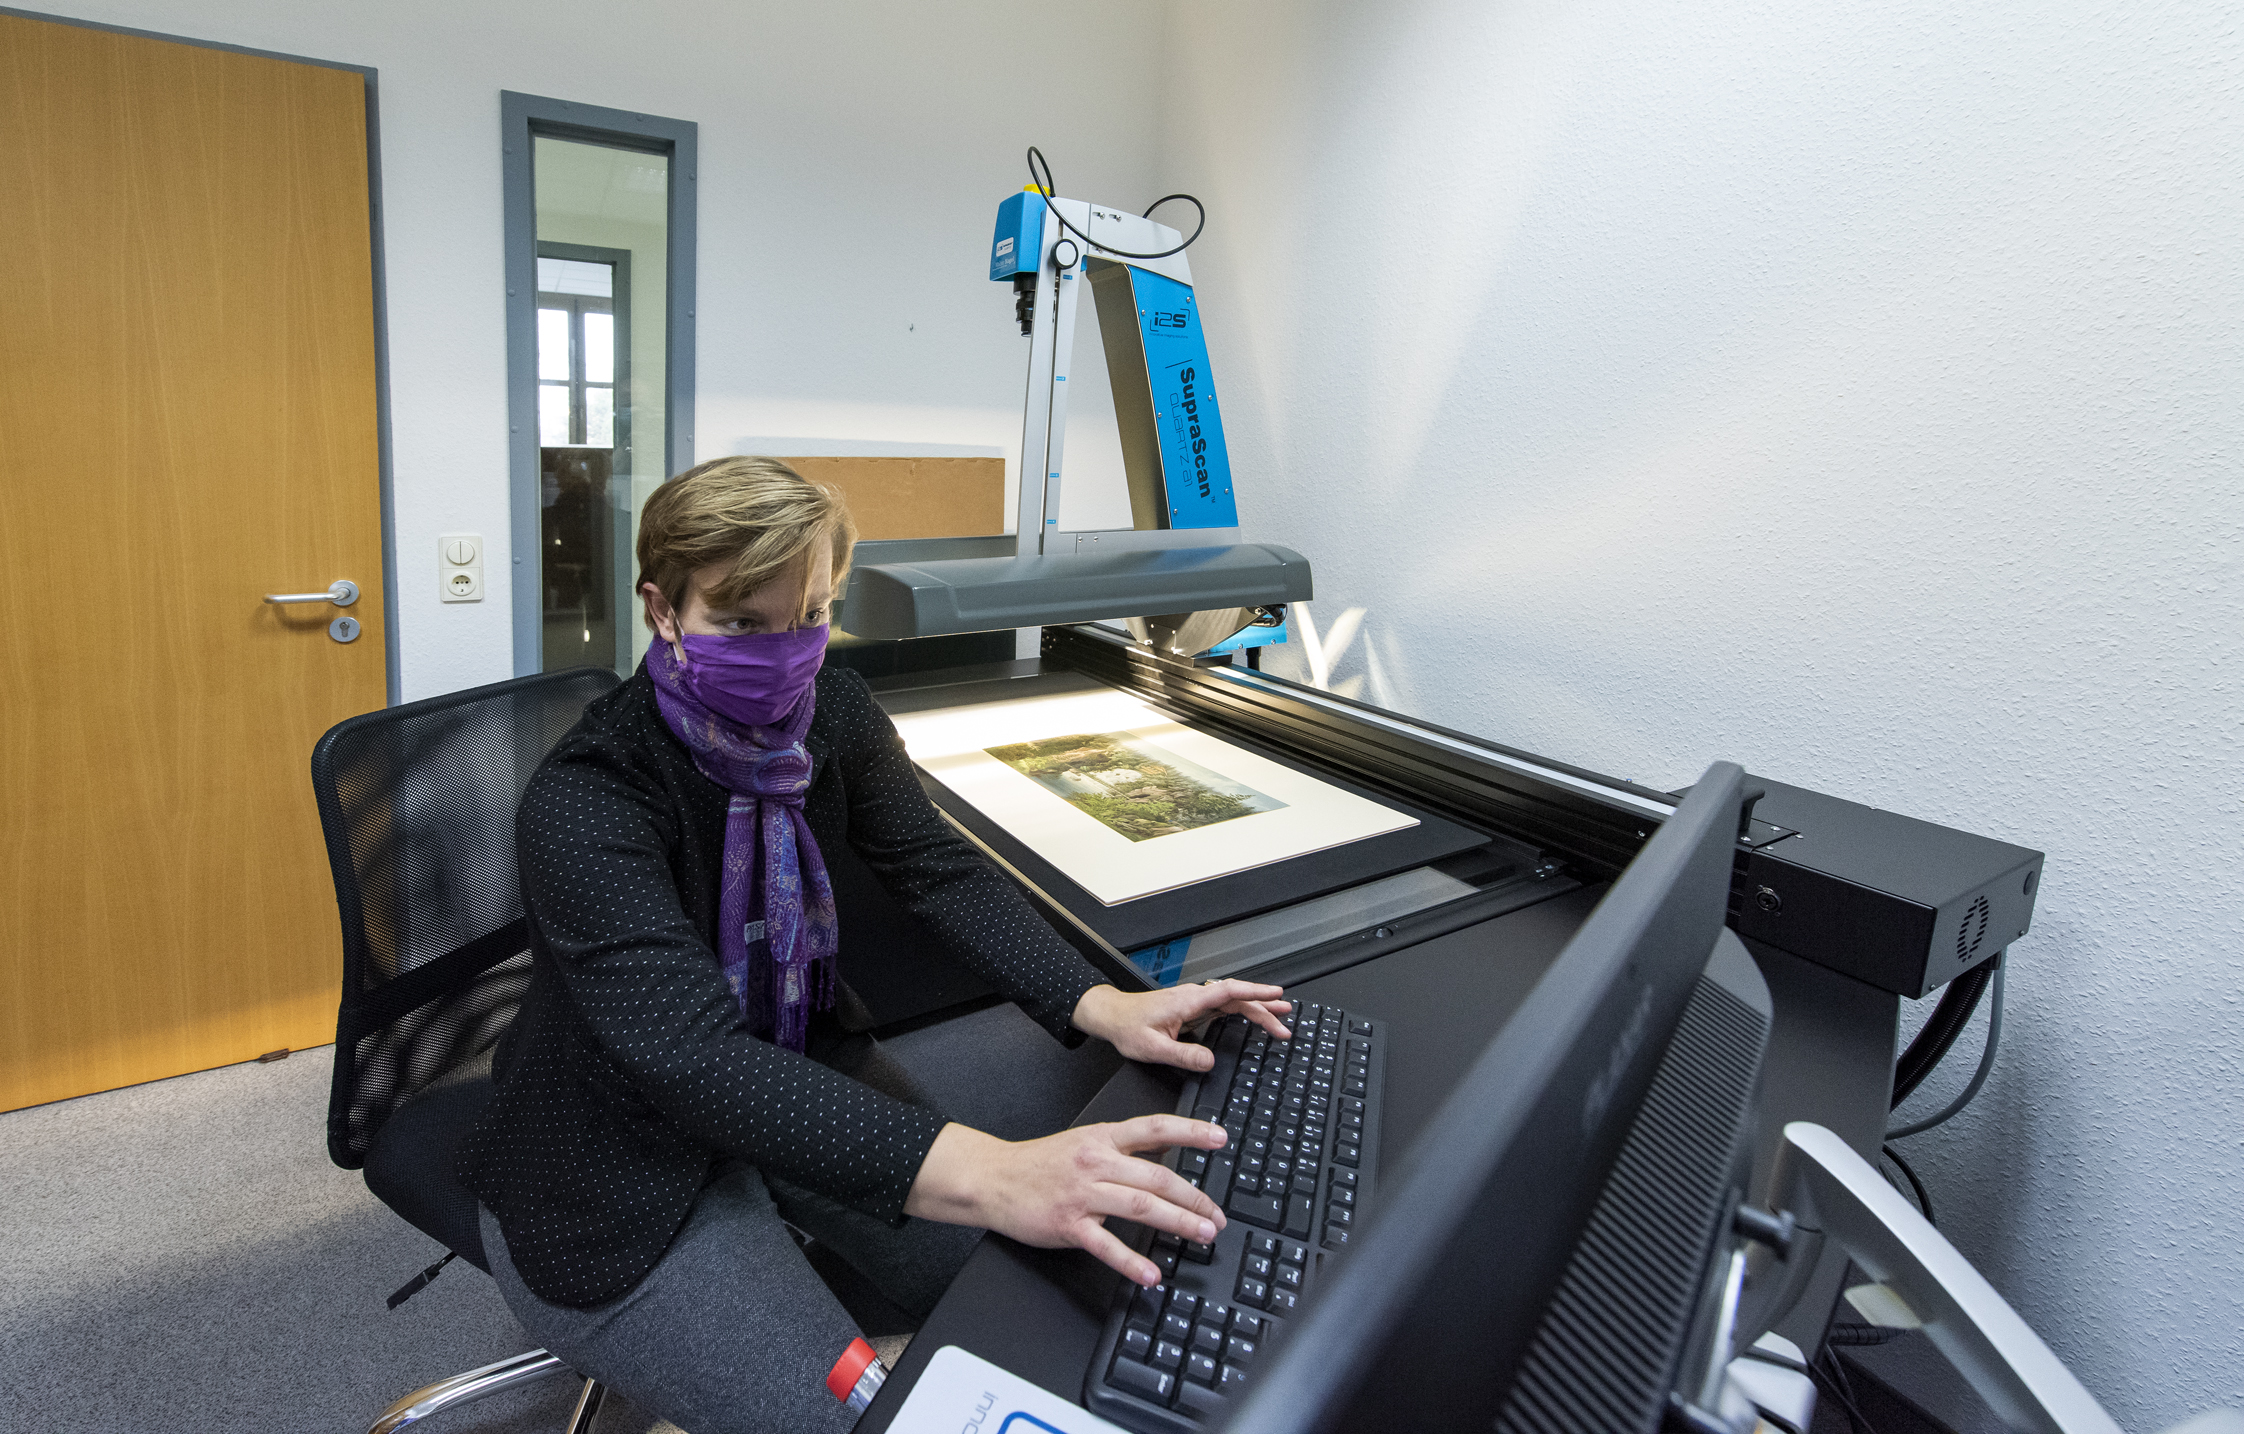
<box><xmin>1129</xmin><ymin>268</ymin><xmax>1238</xmax><ymax>529</ymax></box>
<box><xmin>991</xmin><ymin>191</ymin><xmax>1044</xmax><ymax>281</ymax></box>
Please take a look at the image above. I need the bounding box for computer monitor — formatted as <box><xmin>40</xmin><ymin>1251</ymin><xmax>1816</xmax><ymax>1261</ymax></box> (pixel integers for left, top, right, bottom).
<box><xmin>1224</xmin><ymin>761</ymin><xmax>1775</xmax><ymax>1434</ymax></box>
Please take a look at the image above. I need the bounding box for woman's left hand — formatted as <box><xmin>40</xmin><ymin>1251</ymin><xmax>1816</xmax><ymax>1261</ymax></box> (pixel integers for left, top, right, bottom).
<box><xmin>1071</xmin><ymin>980</ymin><xmax>1292</xmax><ymax>1071</ymax></box>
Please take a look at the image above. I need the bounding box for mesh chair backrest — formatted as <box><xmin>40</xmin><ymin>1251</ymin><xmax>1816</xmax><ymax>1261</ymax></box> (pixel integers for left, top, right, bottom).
<box><xmin>312</xmin><ymin>666</ymin><xmax>620</xmax><ymax>1168</ymax></box>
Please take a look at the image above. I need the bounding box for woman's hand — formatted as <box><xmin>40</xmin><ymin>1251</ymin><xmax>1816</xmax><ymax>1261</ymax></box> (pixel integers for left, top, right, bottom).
<box><xmin>1071</xmin><ymin>980</ymin><xmax>1292</xmax><ymax>1071</ymax></box>
<box><xmin>904</xmin><ymin>1116</ymin><xmax>1230</xmax><ymax>1285</ymax></box>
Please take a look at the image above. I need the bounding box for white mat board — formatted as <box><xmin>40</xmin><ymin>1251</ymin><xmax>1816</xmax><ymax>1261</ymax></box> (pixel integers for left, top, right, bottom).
<box><xmin>891</xmin><ymin>689</ymin><xmax>1417</xmax><ymax>906</ymax></box>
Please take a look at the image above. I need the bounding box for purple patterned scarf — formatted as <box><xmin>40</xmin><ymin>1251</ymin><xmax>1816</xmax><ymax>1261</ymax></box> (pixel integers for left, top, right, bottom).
<box><xmin>647</xmin><ymin>641</ymin><xmax>839</xmax><ymax>1051</ymax></box>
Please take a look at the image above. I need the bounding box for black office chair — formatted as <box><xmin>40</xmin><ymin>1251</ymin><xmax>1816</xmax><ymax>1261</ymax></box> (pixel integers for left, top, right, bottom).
<box><xmin>314</xmin><ymin>666</ymin><xmax>621</xmax><ymax>1434</ymax></box>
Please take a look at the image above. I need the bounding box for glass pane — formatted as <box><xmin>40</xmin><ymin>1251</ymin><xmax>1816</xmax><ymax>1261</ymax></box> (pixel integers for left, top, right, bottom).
<box><xmin>537</xmin><ymin>256</ymin><xmax>613</xmax><ymax>297</ymax></box>
<box><xmin>585</xmin><ymin>385</ymin><xmax>614</xmax><ymax>447</ymax></box>
<box><xmin>583</xmin><ymin>311</ymin><xmax>615</xmax><ymax>384</ymax></box>
<box><xmin>539</xmin><ymin>384</ymin><xmax>571</xmax><ymax>446</ymax></box>
<box><xmin>538</xmin><ymin>308</ymin><xmax>570</xmax><ymax>381</ymax></box>
<box><xmin>537</xmin><ymin>135</ymin><xmax>669</xmax><ymax>678</ymax></box>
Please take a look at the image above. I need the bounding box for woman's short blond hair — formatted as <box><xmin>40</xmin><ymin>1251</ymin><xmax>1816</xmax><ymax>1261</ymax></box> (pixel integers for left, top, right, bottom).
<box><xmin>635</xmin><ymin>456</ymin><xmax>857</xmax><ymax>626</ymax></box>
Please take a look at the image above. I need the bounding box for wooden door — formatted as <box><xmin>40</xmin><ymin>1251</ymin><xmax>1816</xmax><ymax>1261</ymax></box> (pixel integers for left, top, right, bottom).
<box><xmin>0</xmin><ymin>15</ymin><xmax>387</xmax><ymax>1110</ymax></box>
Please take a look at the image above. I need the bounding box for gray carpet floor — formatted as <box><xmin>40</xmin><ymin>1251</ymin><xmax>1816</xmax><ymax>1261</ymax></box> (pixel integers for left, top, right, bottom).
<box><xmin>0</xmin><ymin>1003</ymin><xmax>1121</xmax><ymax>1434</ymax></box>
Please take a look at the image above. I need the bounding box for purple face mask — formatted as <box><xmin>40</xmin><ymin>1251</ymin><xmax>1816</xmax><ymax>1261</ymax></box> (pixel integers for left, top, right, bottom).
<box><xmin>670</xmin><ymin>623</ymin><xmax>829</xmax><ymax>729</ymax></box>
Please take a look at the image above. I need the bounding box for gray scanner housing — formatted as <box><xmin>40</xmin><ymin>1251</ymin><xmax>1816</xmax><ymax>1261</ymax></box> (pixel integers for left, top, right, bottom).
<box><xmin>840</xmin><ymin>543</ymin><xmax>1313</xmax><ymax>640</ymax></box>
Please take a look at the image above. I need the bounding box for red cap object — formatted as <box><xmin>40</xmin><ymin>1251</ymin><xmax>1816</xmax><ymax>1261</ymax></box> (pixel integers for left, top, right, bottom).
<box><xmin>826</xmin><ymin>1338</ymin><xmax>880</xmax><ymax>1402</ymax></box>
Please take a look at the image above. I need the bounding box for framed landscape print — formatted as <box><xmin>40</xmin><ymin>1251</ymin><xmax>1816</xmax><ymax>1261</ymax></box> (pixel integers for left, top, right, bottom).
<box><xmin>891</xmin><ymin>687</ymin><xmax>1418</xmax><ymax>905</ymax></box>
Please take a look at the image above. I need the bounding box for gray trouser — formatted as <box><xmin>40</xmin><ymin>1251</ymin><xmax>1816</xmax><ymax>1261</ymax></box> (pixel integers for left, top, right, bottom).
<box><xmin>482</xmin><ymin>1162</ymin><xmax>978</xmax><ymax>1434</ymax></box>
<box><xmin>480</xmin><ymin>1020</ymin><xmax>1108</xmax><ymax>1434</ymax></box>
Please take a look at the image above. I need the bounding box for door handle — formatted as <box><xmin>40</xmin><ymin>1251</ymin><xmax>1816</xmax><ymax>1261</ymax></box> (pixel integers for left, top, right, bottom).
<box><xmin>265</xmin><ymin>579</ymin><xmax>359</xmax><ymax>607</ymax></box>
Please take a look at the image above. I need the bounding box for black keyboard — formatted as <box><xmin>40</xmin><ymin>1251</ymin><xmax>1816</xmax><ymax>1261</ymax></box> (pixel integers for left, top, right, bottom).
<box><xmin>1084</xmin><ymin>1002</ymin><xmax>1387</xmax><ymax>1431</ymax></box>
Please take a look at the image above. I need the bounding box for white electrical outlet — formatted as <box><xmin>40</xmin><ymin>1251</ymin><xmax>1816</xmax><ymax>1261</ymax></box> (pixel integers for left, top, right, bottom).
<box><xmin>439</xmin><ymin>533</ymin><xmax>483</xmax><ymax>602</ymax></box>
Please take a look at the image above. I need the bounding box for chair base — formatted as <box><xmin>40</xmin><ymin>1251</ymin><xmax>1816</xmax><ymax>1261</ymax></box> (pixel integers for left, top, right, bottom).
<box><xmin>369</xmin><ymin>1348</ymin><xmax>604</xmax><ymax>1434</ymax></box>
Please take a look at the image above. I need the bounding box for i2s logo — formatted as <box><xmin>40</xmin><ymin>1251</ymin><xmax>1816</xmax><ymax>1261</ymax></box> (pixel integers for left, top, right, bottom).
<box><xmin>997</xmin><ymin>1416</ymin><xmax>1068</xmax><ymax>1434</ymax></box>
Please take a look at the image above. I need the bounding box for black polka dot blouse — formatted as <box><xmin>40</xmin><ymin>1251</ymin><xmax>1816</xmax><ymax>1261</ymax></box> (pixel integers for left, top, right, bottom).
<box><xmin>459</xmin><ymin>663</ymin><xmax>1107</xmax><ymax>1309</ymax></box>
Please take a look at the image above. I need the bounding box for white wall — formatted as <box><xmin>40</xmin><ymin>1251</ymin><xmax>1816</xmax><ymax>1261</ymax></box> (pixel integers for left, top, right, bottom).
<box><xmin>29</xmin><ymin>0</ymin><xmax>1165</xmax><ymax>699</ymax></box>
<box><xmin>1160</xmin><ymin>0</ymin><xmax>2243</xmax><ymax>1425</ymax></box>
<box><xmin>28</xmin><ymin>0</ymin><xmax>2241</xmax><ymax>1419</ymax></box>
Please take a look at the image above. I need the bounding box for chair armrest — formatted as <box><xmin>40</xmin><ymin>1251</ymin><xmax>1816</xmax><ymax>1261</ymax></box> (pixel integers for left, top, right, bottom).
<box><xmin>1770</xmin><ymin>1122</ymin><xmax>2122</xmax><ymax>1434</ymax></box>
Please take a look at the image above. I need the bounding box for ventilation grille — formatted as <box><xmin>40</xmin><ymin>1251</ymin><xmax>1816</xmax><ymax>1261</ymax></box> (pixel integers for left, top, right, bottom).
<box><xmin>1957</xmin><ymin>893</ymin><xmax>1991</xmax><ymax>964</ymax></box>
<box><xmin>1493</xmin><ymin>974</ymin><xmax>1770</xmax><ymax>1434</ymax></box>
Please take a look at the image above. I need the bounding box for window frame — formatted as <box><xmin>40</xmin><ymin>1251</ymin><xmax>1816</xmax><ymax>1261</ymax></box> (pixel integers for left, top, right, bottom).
<box><xmin>535</xmin><ymin>242</ymin><xmax>631</xmax><ymax>453</ymax></box>
<box><xmin>501</xmin><ymin>92</ymin><xmax>697</xmax><ymax>676</ymax></box>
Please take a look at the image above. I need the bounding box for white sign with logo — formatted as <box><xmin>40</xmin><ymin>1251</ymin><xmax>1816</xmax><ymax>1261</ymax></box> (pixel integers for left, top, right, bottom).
<box><xmin>884</xmin><ymin>1345</ymin><xmax>1126</xmax><ymax>1434</ymax></box>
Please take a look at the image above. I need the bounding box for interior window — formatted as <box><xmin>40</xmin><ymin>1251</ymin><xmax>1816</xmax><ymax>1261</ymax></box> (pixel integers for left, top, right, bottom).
<box><xmin>533</xmin><ymin>136</ymin><xmax>669</xmax><ymax>674</ymax></box>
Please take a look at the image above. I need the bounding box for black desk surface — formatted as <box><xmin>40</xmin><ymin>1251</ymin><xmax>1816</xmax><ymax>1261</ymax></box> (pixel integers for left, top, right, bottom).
<box><xmin>856</xmin><ymin>884</ymin><xmax>1608</xmax><ymax>1432</ymax></box>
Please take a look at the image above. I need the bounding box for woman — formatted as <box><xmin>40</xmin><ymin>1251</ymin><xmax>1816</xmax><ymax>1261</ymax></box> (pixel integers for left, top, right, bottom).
<box><xmin>461</xmin><ymin>457</ymin><xmax>1291</xmax><ymax>1433</ymax></box>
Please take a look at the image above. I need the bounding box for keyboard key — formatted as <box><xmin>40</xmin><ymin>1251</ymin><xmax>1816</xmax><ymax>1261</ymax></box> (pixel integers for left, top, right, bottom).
<box><xmin>1342</xmin><ymin>1080</ymin><xmax>1367</xmax><ymax>1098</ymax></box>
<box><xmin>1171</xmin><ymin>1291</ymin><xmax>1199</xmax><ymax>1320</ymax></box>
<box><xmin>1248</xmin><ymin>1233</ymin><xmax>1280</xmax><ymax>1257</ymax></box>
<box><xmin>1121</xmin><ymin>1326</ymin><xmax>1152</xmax><ymax>1361</ymax></box>
<box><xmin>1276</xmin><ymin>1263</ymin><xmax>1303</xmax><ymax>1291</ymax></box>
<box><xmin>1201</xmin><ymin>1301</ymin><xmax>1233</xmax><ymax>1330</ymax></box>
<box><xmin>1129</xmin><ymin>1284</ymin><xmax>1166</xmax><ymax>1327</ymax></box>
<box><xmin>1190</xmin><ymin>1323</ymin><xmax>1224</xmax><ymax>1357</ymax></box>
<box><xmin>1232</xmin><ymin>1172</ymin><xmax>1261</xmax><ymax>1196</ymax></box>
<box><xmin>1349</xmin><ymin>1018</ymin><xmax>1373</xmax><ymax>1035</ymax></box>
<box><xmin>1267</xmin><ymin>1288</ymin><xmax>1300</xmax><ymax>1315</ymax></box>
<box><xmin>1277</xmin><ymin>1242</ymin><xmax>1305</xmax><ymax>1265</ymax></box>
<box><xmin>1329</xmin><ymin>1186</ymin><xmax>1354</xmax><ymax>1207</ymax></box>
<box><xmin>1227</xmin><ymin>1189</ymin><xmax>1285</xmax><ymax>1229</ymax></box>
<box><xmin>1108</xmin><ymin>1357</ymin><xmax>1174</xmax><ymax>1403</ymax></box>
<box><xmin>1323</xmin><ymin>1223</ymin><xmax>1350</xmax><ymax>1250</ymax></box>
<box><xmin>1225</xmin><ymin>1334</ymin><xmax>1258</xmax><ymax>1366</ymax></box>
<box><xmin>1219</xmin><ymin>1364</ymin><xmax>1251</xmax><ymax>1393</ymax></box>
<box><xmin>1327</xmin><ymin>1205</ymin><xmax>1352</xmax><ymax>1227</ymax></box>
<box><xmin>1176</xmin><ymin>1378</ymin><xmax>1231</xmax><ymax>1420</ymax></box>
<box><xmin>1232</xmin><ymin>1312</ymin><xmax>1265</xmax><ymax>1341</ymax></box>
<box><xmin>1161</xmin><ymin>1311</ymin><xmax>1193</xmax><ymax>1344</ymax></box>
<box><xmin>1153</xmin><ymin>1246</ymin><xmax>1179</xmax><ymax>1278</ymax></box>
<box><xmin>1283</xmin><ymin>1192</ymin><xmax>1313</xmax><ymax>1239</ymax></box>
<box><xmin>1205</xmin><ymin>1154</ymin><xmax>1236</xmax><ymax>1201</ymax></box>
<box><xmin>1181</xmin><ymin>1150</ymin><xmax>1209</xmax><ymax>1177</ymax></box>
<box><xmin>1331</xmin><ymin>1168</ymin><xmax>1357</xmax><ymax>1188</ymax></box>
<box><xmin>1184</xmin><ymin>1240</ymin><xmax>1216</xmax><ymax>1263</ymax></box>
<box><xmin>1334</xmin><ymin>1145</ymin><xmax>1359</xmax><ymax>1168</ymax></box>
<box><xmin>1187</xmin><ymin>1350</ymin><xmax>1220</xmax><ymax>1385</ymax></box>
<box><xmin>1292</xmin><ymin>1172</ymin><xmax>1318</xmax><ymax>1196</ymax></box>
<box><xmin>1153</xmin><ymin>1339</ymin><xmax>1186</xmax><ymax>1370</ymax></box>
<box><xmin>1244</xmin><ymin>1253</ymin><xmax>1272</xmax><ymax>1280</ymax></box>
<box><xmin>1236</xmin><ymin>1276</ymin><xmax>1269</xmax><ymax>1307</ymax></box>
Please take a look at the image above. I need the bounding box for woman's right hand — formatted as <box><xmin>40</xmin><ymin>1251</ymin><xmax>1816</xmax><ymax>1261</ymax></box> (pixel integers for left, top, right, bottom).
<box><xmin>904</xmin><ymin>1116</ymin><xmax>1230</xmax><ymax>1287</ymax></box>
